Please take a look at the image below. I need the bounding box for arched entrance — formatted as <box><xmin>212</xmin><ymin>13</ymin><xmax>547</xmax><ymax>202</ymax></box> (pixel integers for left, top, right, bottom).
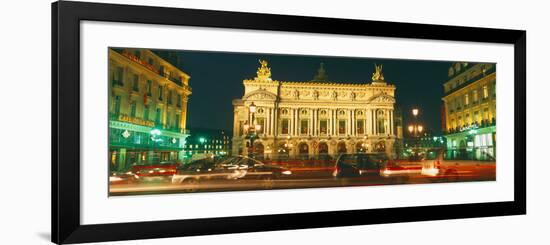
<box><xmin>337</xmin><ymin>142</ymin><xmax>347</xmax><ymax>154</ymax></box>
<box><xmin>374</xmin><ymin>141</ymin><xmax>386</xmax><ymax>152</ymax></box>
<box><xmin>277</xmin><ymin>143</ymin><xmax>290</xmax><ymax>160</ymax></box>
<box><xmin>254</xmin><ymin>142</ymin><xmax>264</xmax><ymax>160</ymax></box>
<box><xmin>298</xmin><ymin>142</ymin><xmax>309</xmax><ymax>160</ymax></box>
<box><xmin>356</xmin><ymin>142</ymin><xmax>367</xmax><ymax>153</ymax></box>
<box><xmin>318</xmin><ymin>142</ymin><xmax>329</xmax><ymax>155</ymax></box>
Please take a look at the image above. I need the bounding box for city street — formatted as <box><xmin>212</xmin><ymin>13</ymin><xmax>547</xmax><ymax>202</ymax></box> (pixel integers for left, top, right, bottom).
<box><xmin>110</xmin><ymin>160</ymin><xmax>495</xmax><ymax>196</ymax></box>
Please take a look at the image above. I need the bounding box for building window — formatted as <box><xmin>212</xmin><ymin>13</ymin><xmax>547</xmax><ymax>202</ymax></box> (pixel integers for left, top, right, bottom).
<box><xmin>146</xmin><ymin>80</ymin><xmax>152</xmax><ymax>95</ymax></box>
<box><xmin>176</xmin><ymin>94</ymin><xmax>182</xmax><ymax>107</ymax></box>
<box><xmin>132</xmin><ymin>74</ymin><xmax>139</xmax><ymax>91</ymax></box>
<box><xmin>143</xmin><ymin>105</ymin><xmax>150</xmax><ymax>120</ymax></box>
<box><xmin>147</xmin><ymin>58</ymin><xmax>153</xmax><ymax>65</ymax></box>
<box><xmin>377</xmin><ymin>118</ymin><xmax>385</xmax><ymax>134</ymax></box>
<box><xmin>300</xmin><ymin>120</ymin><xmax>309</xmax><ymax>134</ymax></box>
<box><xmin>130</xmin><ymin>102</ymin><xmax>136</xmax><ymax>117</ymax></box>
<box><xmin>464</xmin><ymin>94</ymin><xmax>469</xmax><ymax>106</ymax></box>
<box><xmin>483</xmin><ymin>85</ymin><xmax>489</xmax><ymax>99</ymax></box>
<box><xmin>114</xmin><ymin>95</ymin><xmax>121</xmax><ymax>115</ymax></box>
<box><xmin>356</xmin><ymin>119</ymin><xmax>365</xmax><ymax>134</ymax></box>
<box><xmin>377</xmin><ymin>111</ymin><xmax>386</xmax><ymax>134</ymax></box>
<box><xmin>281</xmin><ymin>119</ymin><xmax>289</xmax><ymax>134</ymax></box>
<box><xmin>257</xmin><ymin>118</ymin><xmax>265</xmax><ymax>134</ymax></box>
<box><xmin>167</xmin><ymin>112</ymin><xmax>171</xmax><ymax>129</ymax></box>
<box><xmin>319</xmin><ymin>120</ymin><xmax>328</xmax><ymax>134</ymax></box>
<box><xmin>155</xmin><ymin>108</ymin><xmax>162</xmax><ymax>125</ymax></box>
<box><xmin>168</xmin><ymin>90</ymin><xmax>173</xmax><ymax>105</ymax></box>
<box><xmin>473</xmin><ymin>90</ymin><xmax>478</xmax><ymax>102</ymax></box>
<box><xmin>158</xmin><ymin>85</ymin><xmax>163</xmax><ymax>100</ymax></box>
<box><xmin>112</xmin><ymin>67</ymin><xmax>124</xmax><ymax>86</ymax></box>
<box><xmin>338</xmin><ymin>120</ymin><xmax>346</xmax><ymax>135</ymax></box>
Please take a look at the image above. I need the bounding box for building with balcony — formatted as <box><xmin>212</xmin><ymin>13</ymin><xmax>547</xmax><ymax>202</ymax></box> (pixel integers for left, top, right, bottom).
<box><xmin>108</xmin><ymin>48</ymin><xmax>192</xmax><ymax>172</ymax></box>
<box><xmin>441</xmin><ymin>62</ymin><xmax>496</xmax><ymax>160</ymax></box>
<box><xmin>232</xmin><ymin>61</ymin><xmax>397</xmax><ymax>159</ymax></box>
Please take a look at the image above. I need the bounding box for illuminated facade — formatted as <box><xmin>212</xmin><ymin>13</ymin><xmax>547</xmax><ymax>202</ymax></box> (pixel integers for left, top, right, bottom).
<box><xmin>108</xmin><ymin>48</ymin><xmax>192</xmax><ymax>171</ymax></box>
<box><xmin>442</xmin><ymin>62</ymin><xmax>496</xmax><ymax>160</ymax></box>
<box><xmin>232</xmin><ymin>61</ymin><xmax>397</xmax><ymax>159</ymax></box>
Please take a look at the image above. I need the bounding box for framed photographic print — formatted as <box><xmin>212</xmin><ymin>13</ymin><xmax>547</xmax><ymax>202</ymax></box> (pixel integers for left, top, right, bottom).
<box><xmin>52</xmin><ymin>1</ymin><xmax>526</xmax><ymax>244</ymax></box>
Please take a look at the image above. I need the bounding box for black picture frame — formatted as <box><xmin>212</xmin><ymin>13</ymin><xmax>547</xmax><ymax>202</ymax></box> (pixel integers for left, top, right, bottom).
<box><xmin>52</xmin><ymin>1</ymin><xmax>526</xmax><ymax>244</ymax></box>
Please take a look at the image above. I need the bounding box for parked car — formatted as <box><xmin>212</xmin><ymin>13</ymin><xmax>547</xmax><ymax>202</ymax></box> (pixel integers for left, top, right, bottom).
<box><xmin>171</xmin><ymin>155</ymin><xmax>292</xmax><ymax>191</ymax></box>
<box><xmin>333</xmin><ymin>153</ymin><xmax>389</xmax><ymax>178</ymax></box>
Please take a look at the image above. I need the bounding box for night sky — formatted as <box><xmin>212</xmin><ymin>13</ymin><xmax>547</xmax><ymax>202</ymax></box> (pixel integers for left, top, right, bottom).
<box><xmin>156</xmin><ymin>49</ymin><xmax>456</xmax><ymax>134</ymax></box>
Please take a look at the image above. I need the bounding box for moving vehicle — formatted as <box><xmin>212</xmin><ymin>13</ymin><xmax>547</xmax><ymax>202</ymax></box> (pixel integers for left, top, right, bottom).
<box><xmin>333</xmin><ymin>153</ymin><xmax>389</xmax><ymax>178</ymax></box>
<box><xmin>109</xmin><ymin>171</ymin><xmax>139</xmax><ymax>185</ymax></box>
<box><xmin>130</xmin><ymin>161</ymin><xmax>181</xmax><ymax>182</ymax></box>
<box><xmin>171</xmin><ymin>155</ymin><xmax>292</xmax><ymax>191</ymax></box>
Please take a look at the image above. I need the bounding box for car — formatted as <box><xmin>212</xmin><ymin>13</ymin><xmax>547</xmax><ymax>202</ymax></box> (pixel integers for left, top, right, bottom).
<box><xmin>109</xmin><ymin>171</ymin><xmax>139</xmax><ymax>185</ymax></box>
<box><xmin>333</xmin><ymin>153</ymin><xmax>390</xmax><ymax>178</ymax></box>
<box><xmin>171</xmin><ymin>155</ymin><xmax>292</xmax><ymax>191</ymax></box>
<box><xmin>130</xmin><ymin>161</ymin><xmax>181</xmax><ymax>182</ymax></box>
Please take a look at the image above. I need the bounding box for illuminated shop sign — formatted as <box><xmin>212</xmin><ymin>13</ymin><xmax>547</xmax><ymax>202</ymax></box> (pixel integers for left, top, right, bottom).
<box><xmin>118</xmin><ymin>114</ymin><xmax>155</xmax><ymax>127</ymax></box>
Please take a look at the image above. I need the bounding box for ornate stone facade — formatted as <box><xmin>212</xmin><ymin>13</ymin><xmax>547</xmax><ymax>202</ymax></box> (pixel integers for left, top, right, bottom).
<box><xmin>232</xmin><ymin>61</ymin><xmax>397</xmax><ymax>159</ymax></box>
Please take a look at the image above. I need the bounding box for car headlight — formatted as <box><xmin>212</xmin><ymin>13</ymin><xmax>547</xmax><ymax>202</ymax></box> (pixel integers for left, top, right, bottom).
<box><xmin>109</xmin><ymin>176</ymin><xmax>123</xmax><ymax>181</ymax></box>
<box><xmin>281</xmin><ymin>170</ymin><xmax>292</xmax><ymax>175</ymax></box>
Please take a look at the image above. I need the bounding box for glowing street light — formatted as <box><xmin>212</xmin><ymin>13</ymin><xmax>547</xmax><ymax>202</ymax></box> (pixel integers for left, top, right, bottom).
<box><xmin>412</xmin><ymin>108</ymin><xmax>419</xmax><ymax>117</ymax></box>
<box><xmin>249</xmin><ymin>102</ymin><xmax>257</xmax><ymax>113</ymax></box>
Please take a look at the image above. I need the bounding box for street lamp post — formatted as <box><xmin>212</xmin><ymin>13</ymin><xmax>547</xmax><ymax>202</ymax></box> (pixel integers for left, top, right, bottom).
<box><xmin>408</xmin><ymin>108</ymin><xmax>424</xmax><ymax>159</ymax></box>
<box><xmin>243</xmin><ymin>102</ymin><xmax>262</xmax><ymax>158</ymax></box>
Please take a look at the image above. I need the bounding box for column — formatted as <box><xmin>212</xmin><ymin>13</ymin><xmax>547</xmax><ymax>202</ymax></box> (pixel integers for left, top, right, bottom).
<box><xmin>390</xmin><ymin>109</ymin><xmax>394</xmax><ymax>136</ymax></box>
<box><xmin>372</xmin><ymin>109</ymin><xmax>378</xmax><ymax>135</ymax></box>
<box><xmin>351</xmin><ymin>109</ymin><xmax>355</xmax><ymax>136</ymax></box>
<box><xmin>288</xmin><ymin>108</ymin><xmax>294</xmax><ymax>136</ymax></box>
<box><xmin>347</xmin><ymin>110</ymin><xmax>352</xmax><ymax>135</ymax></box>
<box><xmin>310</xmin><ymin>108</ymin><xmax>314</xmax><ymax>135</ymax></box>
<box><xmin>266</xmin><ymin>108</ymin><xmax>271</xmax><ymax>136</ymax></box>
<box><xmin>335</xmin><ymin>110</ymin><xmax>339</xmax><ymax>135</ymax></box>
<box><xmin>327</xmin><ymin>109</ymin><xmax>334</xmax><ymax>135</ymax></box>
<box><xmin>232</xmin><ymin>108</ymin><xmax>239</xmax><ymax>137</ymax></box>
<box><xmin>366</xmin><ymin>108</ymin><xmax>372</xmax><ymax>135</ymax></box>
<box><xmin>312</xmin><ymin>109</ymin><xmax>316</xmax><ymax>136</ymax></box>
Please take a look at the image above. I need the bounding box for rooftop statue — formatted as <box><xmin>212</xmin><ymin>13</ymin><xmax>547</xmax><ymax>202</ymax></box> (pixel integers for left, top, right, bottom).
<box><xmin>372</xmin><ymin>64</ymin><xmax>385</xmax><ymax>82</ymax></box>
<box><xmin>256</xmin><ymin>59</ymin><xmax>272</xmax><ymax>80</ymax></box>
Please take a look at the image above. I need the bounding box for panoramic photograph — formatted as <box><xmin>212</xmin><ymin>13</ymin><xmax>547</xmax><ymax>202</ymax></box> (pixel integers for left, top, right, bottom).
<box><xmin>107</xmin><ymin>47</ymin><xmax>497</xmax><ymax>196</ymax></box>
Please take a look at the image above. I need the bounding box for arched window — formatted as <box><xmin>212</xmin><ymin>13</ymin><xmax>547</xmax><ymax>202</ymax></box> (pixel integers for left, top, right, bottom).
<box><xmin>377</xmin><ymin>110</ymin><xmax>386</xmax><ymax>134</ymax></box>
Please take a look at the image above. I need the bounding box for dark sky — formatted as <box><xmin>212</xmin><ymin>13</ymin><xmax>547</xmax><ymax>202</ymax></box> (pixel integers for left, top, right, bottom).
<box><xmin>156</xmin><ymin>49</ymin><xmax>455</xmax><ymax>134</ymax></box>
